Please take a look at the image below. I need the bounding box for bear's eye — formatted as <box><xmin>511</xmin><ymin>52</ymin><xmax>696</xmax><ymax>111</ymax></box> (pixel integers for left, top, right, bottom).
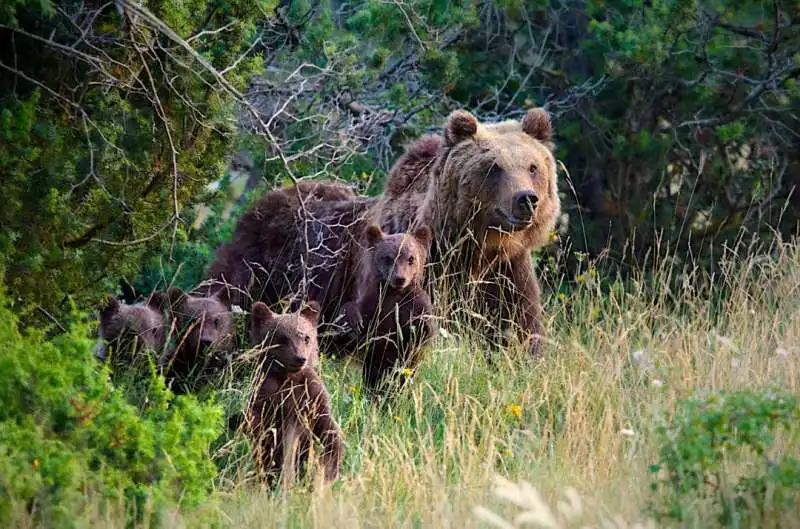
<box><xmin>303</xmin><ymin>335</ymin><xmax>311</xmax><ymax>345</ymax></box>
<box><xmin>213</xmin><ymin>316</ymin><xmax>221</xmax><ymax>328</ymax></box>
<box><xmin>408</xmin><ymin>255</ymin><xmax>415</xmax><ymax>265</ymax></box>
<box><xmin>529</xmin><ymin>164</ymin><xmax>538</xmax><ymax>177</ymax></box>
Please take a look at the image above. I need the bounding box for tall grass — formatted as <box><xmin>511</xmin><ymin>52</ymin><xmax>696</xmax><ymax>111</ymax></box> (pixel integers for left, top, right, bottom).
<box><xmin>16</xmin><ymin>240</ymin><xmax>799</xmax><ymax>528</ymax></box>
<box><xmin>170</xmin><ymin>239</ymin><xmax>799</xmax><ymax>528</ymax></box>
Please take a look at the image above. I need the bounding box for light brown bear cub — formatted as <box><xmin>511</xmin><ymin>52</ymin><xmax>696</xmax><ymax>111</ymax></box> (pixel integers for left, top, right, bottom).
<box><xmin>245</xmin><ymin>300</ymin><xmax>343</xmax><ymax>488</ymax></box>
<box><xmin>96</xmin><ymin>292</ymin><xmax>169</xmax><ymax>364</ymax></box>
<box><xmin>342</xmin><ymin>224</ymin><xmax>437</xmax><ymax>397</ymax></box>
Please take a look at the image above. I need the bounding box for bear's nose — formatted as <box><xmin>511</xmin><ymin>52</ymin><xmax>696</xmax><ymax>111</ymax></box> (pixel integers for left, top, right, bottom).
<box><xmin>392</xmin><ymin>276</ymin><xmax>407</xmax><ymax>288</ymax></box>
<box><xmin>200</xmin><ymin>337</ymin><xmax>214</xmax><ymax>348</ymax></box>
<box><xmin>293</xmin><ymin>354</ymin><xmax>307</xmax><ymax>366</ymax></box>
<box><xmin>513</xmin><ymin>191</ymin><xmax>538</xmax><ymax>220</ymax></box>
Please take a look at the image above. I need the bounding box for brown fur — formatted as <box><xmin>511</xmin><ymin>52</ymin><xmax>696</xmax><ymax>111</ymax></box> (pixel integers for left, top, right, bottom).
<box><xmin>96</xmin><ymin>292</ymin><xmax>169</xmax><ymax>363</ymax></box>
<box><xmin>342</xmin><ymin>224</ymin><xmax>437</xmax><ymax>396</ymax></box>
<box><xmin>162</xmin><ymin>286</ymin><xmax>236</xmax><ymax>392</ymax></box>
<box><xmin>204</xmin><ymin>180</ymin><xmax>376</xmax><ymax>319</ymax></box>
<box><xmin>374</xmin><ymin>107</ymin><xmax>561</xmax><ymax>356</ymax></box>
<box><xmin>245</xmin><ymin>300</ymin><xmax>342</xmax><ymax>488</ymax></box>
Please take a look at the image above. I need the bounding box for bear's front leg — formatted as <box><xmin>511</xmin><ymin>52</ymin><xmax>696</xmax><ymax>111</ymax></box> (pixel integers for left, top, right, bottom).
<box><xmin>341</xmin><ymin>300</ymin><xmax>364</xmax><ymax>334</ymax></box>
<box><xmin>482</xmin><ymin>253</ymin><xmax>543</xmax><ymax>358</ymax></box>
<box><xmin>308</xmin><ymin>382</ymin><xmax>343</xmax><ymax>483</ymax></box>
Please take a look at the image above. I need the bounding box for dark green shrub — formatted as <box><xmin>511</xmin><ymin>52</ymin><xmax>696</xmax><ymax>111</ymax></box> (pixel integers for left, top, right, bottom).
<box><xmin>649</xmin><ymin>390</ymin><xmax>800</xmax><ymax>527</ymax></box>
<box><xmin>0</xmin><ymin>280</ymin><xmax>224</xmax><ymax>528</ymax></box>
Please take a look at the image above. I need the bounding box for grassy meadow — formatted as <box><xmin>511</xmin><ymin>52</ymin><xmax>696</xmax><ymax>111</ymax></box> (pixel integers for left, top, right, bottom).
<box><xmin>138</xmin><ymin>239</ymin><xmax>800</xmax><ymax>529</ymax></box>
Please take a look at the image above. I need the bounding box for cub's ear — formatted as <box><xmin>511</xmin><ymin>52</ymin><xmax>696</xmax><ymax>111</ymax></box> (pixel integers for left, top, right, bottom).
<box><xmin>300</xmin><ymin>300</ymin><xmax>322</xmax><ymax>326</ymax></box>
<box><xmin>444</xmin><ymin>109</ymin><xmax>478</xmax><ymax>146</ymax></box>
<box><xmin>412</xmin><ymin>225</ymin><xmax>433</xmax><ymax>251</ymax></box>
<box><xmin>167</xmin><ymin>286</ymin><xmax>185</xmax><ymax>309</ymax></box>
<box><xmin>147</xmin><ymin>291</ymin><xmax>169</xmax><ymax>312</ymax></box>
<box><xmin>365</xmin><ymin>224</ymin><xmax>385</xmax><ymax>246</ymax></box>
<box><xmin>251</xmin><ymin>302</ymin><xmax>274</xmax><ymax>326</ymax></box>
<box><xmin>521</xmin><ymin>107</ymin><xmax>553</xmax><ymax>145</ymax></box>
<box><xmin>100</xmin><ymin>295</ymin><xmax>120</xmax><ymax>320</ymax></box>
<box><xmin>214</xmin><ymin>287</ymin><xmax>231</xmax><ymax>309</ymax></box>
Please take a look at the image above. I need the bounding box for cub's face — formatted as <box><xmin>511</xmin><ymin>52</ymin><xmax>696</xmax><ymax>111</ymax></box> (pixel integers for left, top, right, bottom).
<box><xmin>249</xmin><ymin>301</ymin><xmax>321</xmax><ymax>373</ymax></box>
<box><xmin>98</xmin><ymin>292</ymin><xmax>168</xmax><ymax>358</ymax></box>
<box><xmin>168</xmin><ymin>287</ymin><xmax>235</xmax><ymax>354</ymax></box>
<box><xmin>365</xmin><ymin>224</ymin><xmax>432</xmax><ymax>291</ymax></box>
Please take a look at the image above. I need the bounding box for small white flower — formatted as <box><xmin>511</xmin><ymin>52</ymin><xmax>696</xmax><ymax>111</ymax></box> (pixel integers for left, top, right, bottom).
<box><xmin>775</xmin><ymin>347</ymin><xmax>790</xmax><ymax>358</ymax></box>
<box><xmin>621</xmin><ymin>428</ymin><xmax>635</xmax><ymax>437</ymax></box>
<box><xmin>438</xmin><ymin>327</ymin><xmax>450</xmax><ymax>339</ymax></box>
<box><xmin>651</xmin><ymin>379</ymin><xmax>664</xmax><ymax>388</ymax></box>
<box><xmin>631</xmin><ymin>349</ymin><xmax>646</xmax><ymax>365</ymax></box>
<box><xmin>231</xmin><ymin>305</ymin><xmax>244</xmax><ymax>314</ymax></box>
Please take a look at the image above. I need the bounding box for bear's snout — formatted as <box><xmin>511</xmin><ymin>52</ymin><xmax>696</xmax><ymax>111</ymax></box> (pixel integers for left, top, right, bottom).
<box><xmin>512</xmin><ymin>190</ymin><xmax>538</xmax><ymax>221</ymax></box>
<box><xmin>391</xmin><ymin>274</ymin><xmax>408</xmax><ymax>289</ymax></box>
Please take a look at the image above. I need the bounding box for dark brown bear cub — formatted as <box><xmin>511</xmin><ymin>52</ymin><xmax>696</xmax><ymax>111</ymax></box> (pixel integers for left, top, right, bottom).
<box><xmin>96</xmin><ymin>292</ymin><xmax>169</xmax><ymax>364</ymax></box>
<box><xmin>163</xmin><ymin>286</ymin><xmax>236</xmax><ymax>392</ymax></box>
<box><xmin>245</xmin><ymin>300</ymin><xmax>342</xmax><ymax>489</ymax></box>
<box><xmin>342</xmin><ymin>224</ymin><xmax>437</xmax><ymax>397</ymax></box>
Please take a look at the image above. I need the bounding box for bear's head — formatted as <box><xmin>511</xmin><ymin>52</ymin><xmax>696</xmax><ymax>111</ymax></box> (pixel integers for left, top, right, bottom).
<box><xmin>97</xmin><ymin>292</ymin><xmax>169</xmax><ymax>360</ymax></box>
<box><xmin>364</xmin><ymin>224</ymin><xmax>432</xmax><ymax>291</ymax></box>
<box><xmin>168</xmin><ymin>286</ymin><xmax>235</xmax><ymax>355</ymax></box>
<box><xmin>438</xmin><ymin>107</ymin><xmax>561</xmax><ymax>255</ymax></box>
<box><xmin>249</xmin><ymin>300</ymin><xmax>321</xmax><ymax>373</ymax></box>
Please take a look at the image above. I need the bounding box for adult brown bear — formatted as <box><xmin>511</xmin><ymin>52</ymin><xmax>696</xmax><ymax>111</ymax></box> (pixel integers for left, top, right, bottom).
<box><xmin>374</xmin><ymin>107</ymin><xmax>560</xmax><ymax>356</ymax></box>
<box><xmin>204</xmin><ymin>107</ymin><xmax>560</xmax><ymax>357</ymax></box>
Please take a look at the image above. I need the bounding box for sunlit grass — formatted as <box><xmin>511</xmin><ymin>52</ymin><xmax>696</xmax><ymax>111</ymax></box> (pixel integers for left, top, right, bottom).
<box><xmin>162</xmin><ymin>240</ymin><xmax>800</xmax><ymax>528</ymax></box>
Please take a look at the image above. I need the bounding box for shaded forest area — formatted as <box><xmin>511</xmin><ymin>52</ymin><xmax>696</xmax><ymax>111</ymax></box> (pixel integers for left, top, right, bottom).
<box><xmin>2</xmin><ymin>0</ymin><xmax>798</xmax><ymax>324</ymax></box>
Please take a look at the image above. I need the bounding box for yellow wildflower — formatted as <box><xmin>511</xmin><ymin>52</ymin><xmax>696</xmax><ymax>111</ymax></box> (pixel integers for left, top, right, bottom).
<box><xmin>549</xmin><ymin>231</ymin><xmax>559</xmax><ymax>242</ymax></box>
<box><xmin>401</xmin><ymin>368</ymin><xmax>412</xmax><ymax>377</ymax></box>
<box><xmin>505</xmin><ymin>404</ymin><xmax>522</xmax><ymax>418</ymax></box>
<box><xmin>33</xmin><ymin>459</ymin><xmax>40</xmax><ymax>469</ymax></box>
<box><xmin>575</xmin><ymin>273</ymin><xmax>586</xmax><ymax>284</ymax></box>
<box><xmin>557</xmin><ymin>292</ymin><xmax>566</xmax><ymax>301</ymax></box>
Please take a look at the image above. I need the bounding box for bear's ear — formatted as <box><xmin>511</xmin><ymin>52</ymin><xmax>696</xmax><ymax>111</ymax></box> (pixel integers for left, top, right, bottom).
<box><xmin>444</xmin><ymin>109</ymin><xmax>478</xmax><ymax>146</ymax></box>
<box><xmin>365</xmin><ymin>224</ymin><xmax>385</xmax><ymax>246</ymax></box>
<box><xmin>100</xmin><ymin>296</ymin><xmax>120</xmax><ymax>320</ymax></box>
<box><xmin>214</xmin><ymin>287</ymin><xmax>231</xmax><ymax>309</ymax></box>
<box><xmin>300</xmin><ymin>300</ymin><xmax>322</xmax><ymax>326</ymax></box>
<box><xmin>412</xmin><ymin>225</ymin><xmax>433</xmax><ymax>251</ymax></box>
<box><xmin>147</xmin><ymin>291</ymin><xmax>169</xmax><ymax>312</ymax></box>
<box><xmin>251</xmin><ymin>302</ymin><xmax>274</xmax><ymax>326</ymax></box>
<box><xmin>167</xmin><ymin>287</ymin><xmax>185</xmax><ymax>309</ymax></box>
<box><xmin>521</xmin><ymin>108</ymin><xmax>553</xmax><ymax>144</ymax></box>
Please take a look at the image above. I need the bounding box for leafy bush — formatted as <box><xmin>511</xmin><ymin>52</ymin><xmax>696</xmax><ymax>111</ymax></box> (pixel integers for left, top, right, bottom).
<box><xmin>648</xmin><ymin>390</ymin><xmax>800</xmax><ymax>527</ymax></box>
<box><xmin>0</xmin><ymin>281</ymin><xmax>224</xmax><ymax>528</ymax></box>
<box><xmin>0</xmin><ymin>0</ymin><xmax>263</xmax><ymax>324</ymax></box>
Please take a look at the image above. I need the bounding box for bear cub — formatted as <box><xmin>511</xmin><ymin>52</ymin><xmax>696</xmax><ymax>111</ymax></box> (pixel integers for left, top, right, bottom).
<box><xmin>342</xmin><ymin>224</ymin><xmax>437</xmax><ymax>396</ymax></box>
<box><xmin>245</xmin><ymin>300</ymin><xmax>343</xmax><ymax>488</ymax></box>
<box><xmin>96</xmin><ymin>292</ymin><xmax>169</xmax><ymax>364</ymax></box>
<box><xmin>163</xmin><ymin>286</ymin><xmax>236</xmax><ymax>392</ymax></box>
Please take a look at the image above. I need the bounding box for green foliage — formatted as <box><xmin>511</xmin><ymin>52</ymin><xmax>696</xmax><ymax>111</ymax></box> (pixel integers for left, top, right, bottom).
<box><xmin>648</xmin><ymin>390</ymin><xmax>800</xmax><ymax>526</ymax></box>
<box><xmin>0</xmin><ymin>279</ymin><xmax>223</xmax><ymax>528</ymax></box>
<box><xmin>0</xmin><ymin>0</ymin><xmax>263</xmax><ymax>323</ymax></box>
